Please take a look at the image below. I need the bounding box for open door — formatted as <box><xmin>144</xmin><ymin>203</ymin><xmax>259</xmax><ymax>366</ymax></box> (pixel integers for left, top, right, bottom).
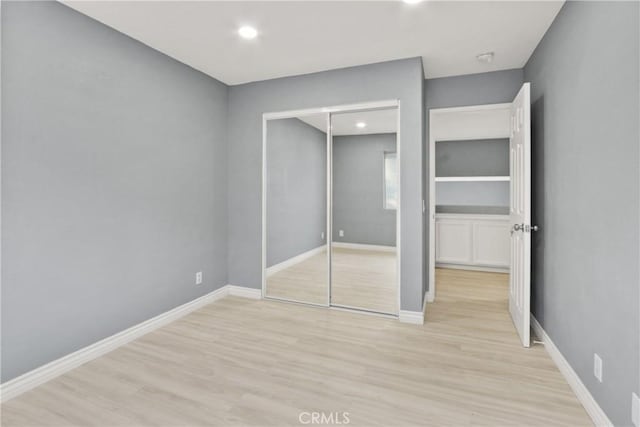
<box><xmin>509</xmin><ymin>83</ymin><xmax>532</xmax><ymax>348</ymax></box>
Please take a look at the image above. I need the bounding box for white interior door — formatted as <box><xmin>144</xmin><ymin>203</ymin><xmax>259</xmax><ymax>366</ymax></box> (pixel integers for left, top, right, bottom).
<box><xmin>509</xmin><ymin>83</ymin><xmax>532</xmax><ymax>348</ymax></box>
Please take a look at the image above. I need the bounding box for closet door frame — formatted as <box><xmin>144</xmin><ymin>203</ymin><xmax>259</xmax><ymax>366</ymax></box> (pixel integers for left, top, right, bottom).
<box><xmin>262</xmin><ymin>100</ymin><xmax>401</xmax><ymax>315</ymax></box>
<box><xmin>427</xmin><ymin>103</ymin><xmax>512</xmax><ymax>304</ymax></box>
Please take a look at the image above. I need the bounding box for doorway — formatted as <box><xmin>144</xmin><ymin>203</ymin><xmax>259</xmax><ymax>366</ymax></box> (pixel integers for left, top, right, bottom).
<box><xmin>428</xmin><ymin>83</ymin><xmax>532</xmax><ymax>346</ymax></box>
<box><xmin>262</xmin><ymin>101</ymin><xmax>401</xmax><ymax>317</ymax></box>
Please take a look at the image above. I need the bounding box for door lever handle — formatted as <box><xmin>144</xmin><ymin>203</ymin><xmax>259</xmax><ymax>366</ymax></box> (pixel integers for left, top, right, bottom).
<box><xmin>512</xmin><ymin>224</ymin><xmax>539</xmax><ymax>233</ymax></box>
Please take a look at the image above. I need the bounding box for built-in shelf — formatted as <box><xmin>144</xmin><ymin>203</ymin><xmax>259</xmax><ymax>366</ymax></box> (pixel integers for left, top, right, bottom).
<box><xmin>435</xmin><ymin>176</ymin><xmax>510</xmax><ymax>182</ymax></box>
<box><xmin>436</xmin><ymin>205</ymin><xmax>510</xmax><ymax>215</ymax></box>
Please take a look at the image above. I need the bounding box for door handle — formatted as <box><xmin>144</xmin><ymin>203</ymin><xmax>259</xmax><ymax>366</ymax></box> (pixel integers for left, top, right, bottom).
<box><xmin>512</xmin><ymin>224</ymin><xmax>539</xmax><ymax>233</ymax></box>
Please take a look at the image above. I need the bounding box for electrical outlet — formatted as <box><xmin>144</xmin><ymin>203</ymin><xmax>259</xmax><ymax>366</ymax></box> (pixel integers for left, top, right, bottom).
<box><xmin>339</xmin><ymin>230</ymin><xmax>344</xmax><ymax>237</ymax></box>
<box><xmin>632</xmin><ymin>392</ymin><xmax>639</xmax><ymax>427</ymax></box>
<box><xmin>195</xmin><ymin>271</ymin><xmax>203</xmax><ymax>285</ymax></box>
<box><xmin>593</xmin><ymin>353</ymin><xmax>603</xmax><ymax>383</ymax></box>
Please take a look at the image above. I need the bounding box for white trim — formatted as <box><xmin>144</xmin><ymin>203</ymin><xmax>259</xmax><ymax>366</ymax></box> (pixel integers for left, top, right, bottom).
<box><xmin>332</xmin><ymin>242</ymin><xmax>396</xmax><ymax>252</ymax></box>
<box><xmin>227</xmin><ymin>285</ymin><xmax>263</xmax><ymax>300</ymax></box>
<box><xmin>327</xmin><ymin>112</ymin><xmax>333</xmax><ymax>306</ymax></box>
<box><xmin>430</xmin><ymin>103</ymin><xmax>512</xmax><ymax>115</ymax></box>
<box><xmin>261</xmin><ymin>114</ymin><xmax>268</xmax><ymax>303</ymax></box>
<box><xmin>395</xmin><ymin>100</ymin><xmax>402</xmax><ymax>319</ymax></box>
<box><xmin>428</xmin><ymin>102</ymin><xmax>514</xmax><ymax>304</ymax></box>
<box><xmin>436</xmin><ymin>213</ymin><xmax>510</xmax><ymax>221</ymax></box>
<box><xmin>329</xmin><ymin>304</ymin><xmax>397</xmax><ymax>319</ymax></box>
<box><xmin>0</xmin><ymin>285</ymin><xmax>261</xmax><ymax>403</ymax></box>
<box><xmin>435</xmin><ymin>176</ymin><xmax>509</xmax><ymax>182</ymax></box>
<box><xmin>265</xmin><ymin>295</ymin><xmax>328</xmax><ymax>308</ymax></box>
<box><xmin>531</xmin><ymin>316</ymin><xmax>612</xmax><ymax>427</ymax></box>
<box><xmin>266</xmin><ymin>245</ymin><xmax>326</xmax><ymax>277</ymax></box>
<box><xmin>428</xmin><ymin>109</ymin><xmax>437</xmax><ymax>304</ymax></box>
<box><xmin>263</xmin><ymin>100</ymin><xmax>399</xmax><ymax>120</ymax></box>
<box><xmin>398</xmin><ymin>310</ymin><xmax>424</xmax><ymax>325</ymax></box>
<box><xmin>426</xmin><ymin>291</ymin><xmax>435</xmax><ymax>303</ymax></box>
<box><xmin>435</xmin><ymin>263</ymin><xmax>509</xmax><ymax>274</ymax></box>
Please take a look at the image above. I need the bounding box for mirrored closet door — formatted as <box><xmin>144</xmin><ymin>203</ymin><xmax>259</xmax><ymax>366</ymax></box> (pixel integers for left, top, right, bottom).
<box><xmin>264</xmin><ymin>113</ymin><xmax>329</xmax><ymax>306</ymax></box>
<box><xmin>329</xmin><ymin>108</ymin><xmax>399</xmax><ymax>315</ymax></box>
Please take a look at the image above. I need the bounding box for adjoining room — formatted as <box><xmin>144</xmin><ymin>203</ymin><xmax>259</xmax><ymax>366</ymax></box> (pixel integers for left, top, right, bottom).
<box><xmin>429</xmin><ymin>102</ymin><xmax>516</xmax><ymax>340</ymax></box>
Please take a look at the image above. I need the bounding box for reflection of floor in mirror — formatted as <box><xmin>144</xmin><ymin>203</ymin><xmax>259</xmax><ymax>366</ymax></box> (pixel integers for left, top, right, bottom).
<box><xmin>266</xmin><ymin>248</ymin><xmax>329</xmax><ymax>305</ymax></box>
<box><xmin>266</xmin><ymin>247</ymin><xmax>398</xmax><ymax>314</ymax></box>
<box><xmin>331</xmin><ymin>247</ymin><xmax>397</xmax><ymax>314</ymax></box>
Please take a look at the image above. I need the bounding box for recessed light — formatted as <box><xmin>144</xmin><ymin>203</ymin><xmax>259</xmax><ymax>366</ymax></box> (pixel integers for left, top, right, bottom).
<box><xmin>356</xmin><ymin>122</ymin><xmax>367</xmax><ymax>129</ymax></box>
<box><xmin>403</xmin><ymin>0</ymin><xmax>423</xmax><ymax>4</ymax></box>
<box><xmin>476</xmin><ymin>52</ymin><xmax>495</xmax><ymax>64</ymax></box>
<box><xmin>238</xmin><ymin>26</ymin><xmax>258</xmax><ymax>40</ymax></box>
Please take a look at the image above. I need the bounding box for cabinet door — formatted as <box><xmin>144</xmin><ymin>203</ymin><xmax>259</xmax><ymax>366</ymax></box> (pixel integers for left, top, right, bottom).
<box><xmin>472</xmin><ymin>221</ymin><xmax>510</xmax><ymax>267</ymax></box>
<box><xmin>436</xmin><ymin>220</ymin><xmax>472</xmax><ymax>264</ymax></box>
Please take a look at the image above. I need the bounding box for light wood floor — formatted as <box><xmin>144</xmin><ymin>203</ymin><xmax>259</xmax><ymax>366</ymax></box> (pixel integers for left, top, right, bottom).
<box><xmin>1</xmin><ymin>269</ymin><xmax>591</xmax><ymax>426</ymax></box>
<box><xmin>266</xmin><ymin>247</ymin><xmax>398</xmax><ymax>314</ymax></box>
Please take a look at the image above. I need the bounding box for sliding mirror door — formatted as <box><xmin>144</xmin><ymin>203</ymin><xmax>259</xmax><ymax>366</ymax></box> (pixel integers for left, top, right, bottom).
<box><xmin>264</xmin><ymin>114</ymin><xmax>329</xmax><ymax>305</ymax></box>
<box><xmin>330</xmin><ymin>108</ymin><xmax>399</xmax><ymax>315</ymax></box>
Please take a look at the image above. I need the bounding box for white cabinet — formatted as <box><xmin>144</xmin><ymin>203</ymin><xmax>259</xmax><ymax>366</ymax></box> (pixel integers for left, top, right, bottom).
<box><xmin>435</xmin><ymin>219</ymin><xmax>472</xmax><ymax>264</ymax></box>
<box><xmin>435</xmin><ymin>214</ymin><xmax>509</xmax><ymax>270</ymax></box>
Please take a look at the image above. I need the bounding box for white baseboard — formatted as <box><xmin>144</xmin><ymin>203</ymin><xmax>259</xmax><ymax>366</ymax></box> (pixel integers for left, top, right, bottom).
<box><xmin>266</xmin><ymin>245</ymin><xmax>326</xmax><ymax>277</ymax></box>
<box><xmin>531</xmin><ymin>316</ymin><xmax>612</xmax><ymax>427</ymax></box>
<box><xmin>228</xmin><ymin>285</ymin><xmax>262</xmax><ymax>299</ymax></box>
<box><xmin>0</xmin><ymin>284</ymin><xmax>261</xmax><ymax>403</ymax></box>
<box><xmin>398</xmin><ymin>284</ymin><xmax>428</xmax><ymax>325</ymax></box>
<box><xmin>399</xmin><ymin>310</ymin><xmax>424</xmax><ymax>325</ymax></box>
<box><xmin>436</xmin><ymin>263</ymin><xmax>509</xmax><ymax>273</ymax></box>
<box><xmin>426</xmin><ymin>290</ymin><xmax>435</xmax><ymax>303</ymax></box>
<box><xmin>332</xmin><ymin>242</ymin><xmax>396</xmax><ymax>252</ymax></box>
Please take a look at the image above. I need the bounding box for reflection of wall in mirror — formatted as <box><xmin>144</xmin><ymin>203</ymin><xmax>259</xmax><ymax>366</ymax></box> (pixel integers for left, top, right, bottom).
<box><xmin>333</xmin><ymin>133</ymin><xmax>397</xmax><ymax>247</ymax></box>
<box><xmin>266</xmin><ymin>118</ymin><xmax>327</xmax><ymax>267</ymax></box>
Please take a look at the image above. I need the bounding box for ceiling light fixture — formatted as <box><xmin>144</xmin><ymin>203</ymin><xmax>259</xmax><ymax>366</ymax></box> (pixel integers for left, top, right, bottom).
<box><xmin>238</xmin><ymin>26</ymin><xmax>258</xmax><ymax>40</ymax></box>
<box><xmin>402</xmin><ymin>0</ymin><xmax>423</xmax><ymax>4</ymax></box>
<box><xmin>356</xmin><ymin>122</ymin><xmax>367</xmax><ymax>129</ymax></box>
<box><xmin>476</xmin><ymin>52</ymin><xmax>495</xmax><ymax>64</ymax></box>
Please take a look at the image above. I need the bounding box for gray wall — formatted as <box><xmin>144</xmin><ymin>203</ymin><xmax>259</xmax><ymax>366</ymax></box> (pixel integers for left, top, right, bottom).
<box><xmin>1</xmin><ymin>1</ymin><xmax>229</xmax><ymax>382</ymax></box>
<box><xmin>435</xmin><ymin>138</ymin><xmax>509</xmax><ymax>209</ymax></box>
<box><xmin>435</xmin><ymin>139</ymin><xmax>509</xmax><ymax>177</ymax></box>
<box><xmin>425</xmin><ymin>69</ymin><xmax>525</xmax><ymax>110</ymax></box>
<box><xmin>425</xmin><ymin>69</ymin><xmax>524</xmax><ymax>297</ymax></box>
<box><xmin>435</xmin><ymin>182</ymin><xmax>509</xmax><ymax>207</ymax></box>
<box><xmin>524</xmin><ymin>2</ymin><xmax>639</xmax><ymax>425</ymax></box>
<box><xmin>332</xmin><ymin>134</ymin><xmax>396</xmax><ymax>247</ymax></box>
<box><xmin>266</xmin><ymin>118</ymin><xmax>326</xmax><ymax>267</ymax></box>
<box><xmin>228</xmin><ymin>58</ymin><xmax>425</xmax><ymax>311</ymax></box>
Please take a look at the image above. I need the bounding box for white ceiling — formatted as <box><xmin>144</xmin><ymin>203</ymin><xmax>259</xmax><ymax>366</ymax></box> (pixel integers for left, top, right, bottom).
<box><xmin>62</xmin><ymin>1</ymin><xmax>563</xmax><ymax>85</ymax></box>
<box><xmin>298</xmin><ymin>109</ymin><xmax>397</xmax><ymax>136</ymax></box>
